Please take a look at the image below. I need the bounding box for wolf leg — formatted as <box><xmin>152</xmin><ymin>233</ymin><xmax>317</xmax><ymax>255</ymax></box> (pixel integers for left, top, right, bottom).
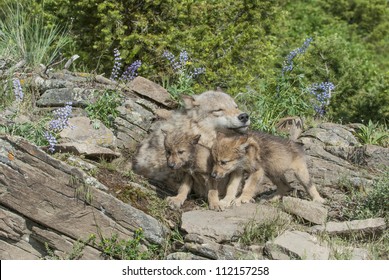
<box><xmin>208</xmin><ymin>179</ymin><xmax>224</xmax><ymax>211</ymax></box>
<box><xmin>219</xmin><ymin>170</ymin><xmax>243</xmax><ymax>208</ymax></box>
<box><xmin>166</xmin><ymin>174</ymin><xmax>193</xmax><ymax>209</ymax></box>
<box><xmin>294</xmin><ymin>162</ymin><xmax>325</xmax><ymax>203</ymax></box>
<box><xmin>234</xmin><ymin>168</ymin><xmax>264</xmax><ymax>206</ymax></box>
<box><xmin>261</xmin><ymin>174</ymin><xmax>292</xmax><ymax>202</ymax></box>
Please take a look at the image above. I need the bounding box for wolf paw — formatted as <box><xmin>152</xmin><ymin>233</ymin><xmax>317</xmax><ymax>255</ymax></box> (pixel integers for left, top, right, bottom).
<box><xmin>166</xmin><ymin>196</ymin><xmax>184</xmax><ymax>209</ymax></box>
<box><xmin>234</xmin><ymin>196</ymin><xmax>255</xmax><ymax>206</ymax></box>
<box><xmin>313</xmin><ymin>196</ymin><xmax>326</xmax><ymax>204</ymax></box>
<box><xmin>209</xmin><ymin>202</ymin><xmax>225</xmax><ymax>212</ymax></box>
<box><xmin>219</xmin><ymin>198</ymin><xmax>233</xmax><ymax>209</ymax></box>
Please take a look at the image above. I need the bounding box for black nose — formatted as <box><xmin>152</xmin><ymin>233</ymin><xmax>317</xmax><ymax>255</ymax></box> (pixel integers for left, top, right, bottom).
<box><xmin>168</xmin><ymin>162</ymin><xmax>175</xmax><ymax>168</ymax></box>
<box><xmin>238</xmin><ymin>113</ymin><xmax>249</xmax><ymax>123</ymax></box>
<box><xmin>211</xmin><ymin>172</ymin><xmax>217</xmax><ymax>178</ymax></box>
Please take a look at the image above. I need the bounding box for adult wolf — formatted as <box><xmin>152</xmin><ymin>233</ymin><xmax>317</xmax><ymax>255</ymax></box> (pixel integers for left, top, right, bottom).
<box><xmin>211</xmin><ymin>131</ymin><xmax>325</xmax><ymax>205</ymax></box>
<box><xmin>132</xmin><ymin>90</ymin><xmax>250</xmax><ymax>195</ymax></box>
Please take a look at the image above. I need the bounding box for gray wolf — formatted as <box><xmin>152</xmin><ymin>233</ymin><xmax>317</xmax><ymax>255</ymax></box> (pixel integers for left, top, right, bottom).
<box><xmin>211</xmin><ymin>131</ymin><xmax>325</xmax><ymax>205</ymax></box>
<box><xmin>132</xmin><ymin>90</ymin><xmax>250</xmax><ymax>199</ymax></box>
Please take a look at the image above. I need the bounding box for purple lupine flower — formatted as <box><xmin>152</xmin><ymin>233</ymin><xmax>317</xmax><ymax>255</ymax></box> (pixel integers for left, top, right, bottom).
<box><xmin>162</xmin><ymin>50</ymin><xmax>183</xmax><ymax>72</ymax></box>
<box><xmin>282</xmin><ymin>37</ymin><xmax>313</xmax><ymax>75</ymax></box>
<box><xmin>110</xmin><ymin>48</ymin><xmax>122</xmax><ymax>81</ymax></box>
<box><xmin>45</xmin><ymin>102</ymin><xmax>73</xmax><ymax>153</ymax></box>
<box><xmin>309</xmin><ymin>82</ymin><xmax>335</xmax><ymax>116</ymax></box>
<box><xmin>12</xmin><ymin>78</ymin><xmax>24</xmax><ymax>101</ymax></box>
<box><xmin>44</xmin><ymin>131</ymin><xmax>57</xmax><ymax>153</ymax></box>
<box><xmin>190</xmin><ymin>67</ymin><xmax>206</xmax><ymax>78</ymax></box>
<box><xmin>49</xmin><ymin>102</ymin><xmax>73</xmax><ymax>132</ymax></box>
<box><xmin>120</xmin><ymin>60</ymin><xmax>142</xmax><ymax>82</ymax></box>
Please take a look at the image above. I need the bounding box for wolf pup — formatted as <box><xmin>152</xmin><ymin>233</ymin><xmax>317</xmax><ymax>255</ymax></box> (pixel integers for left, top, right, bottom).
<box><xmin>162</xmin><ymin>129</ymin><xmax>225</xmax><ymax>211</ymax></box>
<box><xmin>211</xmin><ymin>132</ymin><xmax>325</xmax><ymax>205</ymax></box>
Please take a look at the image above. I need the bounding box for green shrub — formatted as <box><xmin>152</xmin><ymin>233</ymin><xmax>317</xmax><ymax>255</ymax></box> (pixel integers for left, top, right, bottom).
<box><xmin>85</xmin><ymin>89</ymin><xmax>122</xmax><ymax>128</ymax></box>
<box><xmin>354</xmin><ymin>120</ymin><xmax>389</xmax><ymax>147</ymax></box>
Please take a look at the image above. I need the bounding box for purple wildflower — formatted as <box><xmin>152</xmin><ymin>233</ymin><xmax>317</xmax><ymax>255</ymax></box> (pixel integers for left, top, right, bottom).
<box><xmin>120</xmin><ymin>60</ymin><xmax>142</xmax><ymax>82</ymax></box>
<box><xmin>44</xmin><ymin>131</ymin><xmax>57</xmax><ymax>153</ymax></box>
<box><xmin>309</xmin><ymin>82</ymin><xmax>335</xmax><ymax>116</ymax></box>
<box><xmin>110</xmin><ymin>48</ymin><xmax>122</xmax><ymax>81</ymax></box>
<box><xmin>45</xmin><ymin>102</ymin><xmax>73</xmax><ymax>153</ymax></box>
<box><xmin>282</xmin><ymin>37</ymin><xmax>313</xmax><ymax>76</ymax></box>
<box><xmin>12</xmin><ymin>78</ymin><xmax>24</xmax><ymax>101</ymax></box>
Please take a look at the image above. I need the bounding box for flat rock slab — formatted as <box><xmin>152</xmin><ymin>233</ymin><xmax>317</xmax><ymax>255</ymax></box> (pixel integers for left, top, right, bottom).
<box><xmin>0</xmin><ymin>135</ymin><xmax>168</xmax><ymax>259</ymax></box>
<box><xmin>310</xmin><ymin>218</ymin><xmax>386</xmax><ymax>236</ymax></box>
<box><xmin>265</xmin><ymin>230</ymin><xmax>330</xmax><ymax>260</ymax></box>
<box><xmin>181</xmin><ymin>203</ymin><xmax>291</xmax><ymax>243</ymax></box>
<box><xmin>129</xmin><ymin>76</ymin><xmax>176</xmax><ymax>108</ymax></box>
<box><xmin>282</xmin><ymin>197</ymin><xmax>328</xmax><ymax>225</ymax></box>
<box><xmin>60</xmin><ymin>117</ymin><xmax>117</xmax><ymax>149</ymax></box>
<box><xmin>183</xmin><ymin>234</ymin><xmax>263</xmax><ymax>260</ymax></box>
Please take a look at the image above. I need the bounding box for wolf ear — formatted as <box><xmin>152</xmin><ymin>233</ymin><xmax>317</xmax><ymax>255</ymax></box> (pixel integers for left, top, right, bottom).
<box><xmin>182</xmin><ymin>95</ymin><xmax>199</xmax><ymax>110</ymax></box>
<box><xmin>191</xmin><ymin>134</ymin><xmax>201</xmax><ymax>145</ymax></box>
<box><xmin>238</xmin><ymin>134</ymin><xmax>250</xmax><ymax>152</ymax></box>
<box><xmin>216</xmin><ymin>131</ymin><xmax>226</xmax><ymax>140</ymax></box>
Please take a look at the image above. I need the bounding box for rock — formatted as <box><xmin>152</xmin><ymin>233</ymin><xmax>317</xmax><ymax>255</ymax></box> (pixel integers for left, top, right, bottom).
<box><xmin>181</xmin><ymin>204</ymin><xmax>292</xmax><ymax>243</ymax></box>
<box><xmin>282</xmin><ymin>197</ymin><xmax>328</xmax><ymax>225</ymax></box>
<box><xmin>300</xmin><ymin>123</ymin><xmax>374</xmax><ymax>188</ymax></box>
<box><xmin>55</xmin><ymin>117</ymin><xmax>120</xmax><ymax>160</ymax></box>
<box><xmin>184</xmin><ymin>234</ymin><xmax>264</xmax><ymax>260</ymax></box>
<box><xmin>310</xmin><ymin>218</ymin><xmax>386</xmax><ymax>236</ymax></box>
<box><xmin>33</xmin><ymin>75</ymin><xmax>74</xmax><ymax>93</ymax></box>
<box><xmin>165</xmin><ymin>252</ymin><xmax>208</xmax><ymax>260</ymax></box>
<box><xmin>60</xmin><ymin>117</ymin><xmax>117</xmax><ymax>149</ymax></box>
<box><xmin>0</xmin><ymin>135</ymin><xmax>169</xmax><ymax>259</ymax></box>
<box><xmin>301</xmin><ymin>123</ymin><xmax>359</xmax><ymax>147</ymax></box>
<box><xmin>36</xmin><ymin>88</ymin><xmax>95</xmax><ymax>107</ymax></box>
<box><xmin>129</xmin><ymin>76</ymin><xmax>176</xmax><ymax>108</ymax></box>
<box><xmin>276</xmin><ymin>116</ymin><xmax>303</xmax><ymax>140</ymax></box>
<box><xmin>349</xmin><ymin>144</ymin><xmax>389</xmax><ymax>171</ymax></box>
<box><xmin>114</xmin><ymin>98</ymin><xmax>155</xmax><ymax>151</ymax></box>
<box><xmin>264</xmin><ymin>230</ymin><xmax>330</xmax><ymax>260</ymax></box>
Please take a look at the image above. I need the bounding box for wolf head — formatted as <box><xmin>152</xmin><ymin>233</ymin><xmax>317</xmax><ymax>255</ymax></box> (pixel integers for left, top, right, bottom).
<box><xmin>211</xmin><ymin>133</ymin><xmax>252</xmax><ymax>179</ymax></box>
<box><xmin>182</xmin><ymin>91</ymin><xmax>250</xmax><ymax>133</ymax></box>
<box><xmin>162</xmin><ymin>130</ymin><xmax>201</xmax><ymax>170</ymax></box>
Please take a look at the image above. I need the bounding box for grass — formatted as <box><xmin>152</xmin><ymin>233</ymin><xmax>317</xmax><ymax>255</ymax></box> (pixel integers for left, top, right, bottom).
<box><xmin>85</xmin><ymin>89</ymin><xmax>122</xmax><ymax>128</ymax></box>
<box><xmin>239</xmin><ymin>215</ymin><xmax>289</xmax><ymax>246</ymax></box>
<box><xmin>354</xmin><ymin>120</ymin><xmax>389</xmax><ymax>147</ymax></box>
<box><xmin>0</xmin><ymin>115</ymin><xmax>50</xmax><ymax>146</ymax></box>
<box><xmin>0</xmin><ymin>1</ymin><xmax>70</xmax><ymax>70</ymax></box>
<box><xmin>340</xmin><ymin>169</ymin><xmax>389</xmax><ymax>221</ymax></box>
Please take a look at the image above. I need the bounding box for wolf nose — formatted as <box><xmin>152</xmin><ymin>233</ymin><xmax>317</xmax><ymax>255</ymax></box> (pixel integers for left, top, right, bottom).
<box><xmin>211</xmin><ymin>172</ymin><xmax>217</xmax><ymax>178</ymax></box>
<box><xmin>168</xmin><ymin>162</ymin><xmax>175</xmax><ymax>168</ymax></box>
<box><xmin>238</xmin><ymin>113</ymin><xmax>249</xmax><ymax>123</ymax></box>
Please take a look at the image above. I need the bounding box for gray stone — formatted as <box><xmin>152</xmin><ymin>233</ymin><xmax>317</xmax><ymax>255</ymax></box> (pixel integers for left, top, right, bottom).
<box><xmin>0</xmin><ymin>135</ymin><xmax>169</xmax><ymax>259</ymax></box>
<box><xmin>60</xmin><ymin>117</ymin><xmax>117</xmax><ymax>149</ymax></box>
<box><xmin>275</xmin><ymin>116</ymin><xmax>303</xmax><ymax>140</ymax></box>
<box><xmin>37</xmin><ymin>88</ymin><xmax>95</xmax><ymax>107</ymax></box>
<box><xmin>129</xmin><ymin>76</ymin><xmax>176</xmax><ymax>108</ymax></box>
<box><xmin>265</xmin><ymin>231</ymin><xmax>330</xmax><ymax>260</ymax></box>
<box><xmin>165</xmin><ymin>252</ymin><xmax>208</xmax><ymax>260</ymax></box>
<box><xmin>181</xmin><ymin>204</ymin><xmax>292</xmax><ymax>243</ymax></box>
<box><xmin>184</xmin><ymin>234</ymin><xmax>264</xmax><ymax>260</ymax></box>
<box><xmin>310</xmin><ymin>218</ymin><xmax>386</xmax><ymax>236</ymax></box>
<box><xmin>349</xmin><ymin>144</ymin><xmax>389</xmax><ymax>170</ymax></box>
<box><xmin>301</xmin><ymin>123</ymin><xmax>359</xmax><ymax>147</ymax></box>
<box><xmin>282</xmin><ymin>197</ymin><xmax>328</xmax><ymax>225</ymax></box>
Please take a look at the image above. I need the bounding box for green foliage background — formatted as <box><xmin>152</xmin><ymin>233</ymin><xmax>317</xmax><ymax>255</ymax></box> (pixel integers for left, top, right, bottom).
<box><xmin>2</xmin><ymin>0</ymin><xmax>388</xmax><ymax>123</ymax></box>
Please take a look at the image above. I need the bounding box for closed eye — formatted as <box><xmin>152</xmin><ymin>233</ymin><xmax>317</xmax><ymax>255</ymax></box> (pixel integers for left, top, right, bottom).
<box><xmin>178</xmin><ymin>150</ymin><xmax>185</xmax><ymax>155</ymax></box>
<box><xmin>220</xmin><ymin>160</ymin><xmax>227</xmax><ymax>165</ymax></box>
